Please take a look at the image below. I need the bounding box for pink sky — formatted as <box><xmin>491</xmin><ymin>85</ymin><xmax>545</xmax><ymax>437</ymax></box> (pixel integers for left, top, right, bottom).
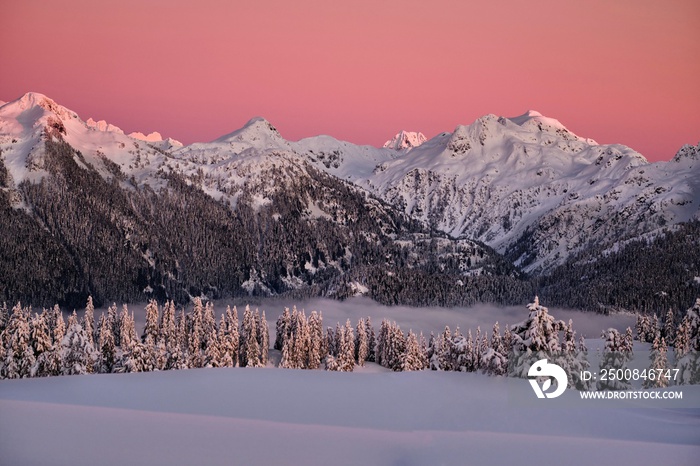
<box><xmin>1</xmin><ymin>0</ymin><xmax>698</xmax><ymax>161</ymax></box>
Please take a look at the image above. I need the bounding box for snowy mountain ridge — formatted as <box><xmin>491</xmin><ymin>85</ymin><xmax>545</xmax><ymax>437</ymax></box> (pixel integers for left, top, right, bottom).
<box><xmin>2</xmin><ymin>92</ymin><xmax>519</xmax><ymax>307</ymax></box>
<box><xmin>1</xmin><ymin>92</ymin><xmax>698</xmax><ymax>279</ymax></box>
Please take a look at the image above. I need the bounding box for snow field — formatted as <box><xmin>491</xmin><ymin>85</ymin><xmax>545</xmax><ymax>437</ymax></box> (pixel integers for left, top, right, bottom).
<box><xmin>1</xmin><ymin>367</ymin><xmax>698</xmax><ymax>466</ymax></box>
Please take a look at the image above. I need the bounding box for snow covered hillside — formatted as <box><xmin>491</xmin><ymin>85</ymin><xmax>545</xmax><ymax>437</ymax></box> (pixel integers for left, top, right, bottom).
<box><xmin>4</xmin><ymin>93</ymin><xmax>696</xmax><ymax>275</ymax></box>
<box><xmin>1</xmin><ymin>366</ymin><xmax>698</xmax><ymax>466</ymax></box>
<box><xmin>358</xmin><ymin>112</ymin><xmax>700</xmax><ymax>272</ymax></box>
<box><xmin>1</xmin><ymin>92</ymin><xmax>698</xmax><ymax>309</ymax></box>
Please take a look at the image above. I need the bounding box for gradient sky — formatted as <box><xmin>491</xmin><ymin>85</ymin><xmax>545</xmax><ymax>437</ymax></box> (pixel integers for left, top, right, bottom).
<box><xmin>1</xmin><ymin>0</ymin><xmax>698</xmax><ymax>161</ymax></box>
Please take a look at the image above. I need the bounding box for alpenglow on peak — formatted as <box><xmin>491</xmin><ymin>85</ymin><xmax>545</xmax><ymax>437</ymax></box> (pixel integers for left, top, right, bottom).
<box><xmin>383</xmin><ymin>130</ymin><xmax>427</xmax><ymax>151</ymax></box>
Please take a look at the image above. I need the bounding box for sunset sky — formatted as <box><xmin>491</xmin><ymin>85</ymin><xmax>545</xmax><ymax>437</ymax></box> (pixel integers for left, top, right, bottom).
<box><xmin>1</xmin><ymin>0</ymin><xmax>698</xmax><ymax>161</ymax></box>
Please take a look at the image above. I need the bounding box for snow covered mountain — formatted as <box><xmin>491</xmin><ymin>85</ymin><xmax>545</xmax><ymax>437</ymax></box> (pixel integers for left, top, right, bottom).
<box><xmin>0</xmin><ymin>93</ymin><xmax>512</xmax><ymax>308</ymax></box>
<box><xmin>383</xmin><ymin>130</ymin><xmax>427</xmax><ymax>151</ymax></box>
<box><xmin>0</xmin><ymin>92</ymin><xmax>698</xmax><ymax>308</ymax></box>
<box><xmin>355</xmin><ymin>112</ymin><xmax>699</xmax><ymax>272</ymax></box>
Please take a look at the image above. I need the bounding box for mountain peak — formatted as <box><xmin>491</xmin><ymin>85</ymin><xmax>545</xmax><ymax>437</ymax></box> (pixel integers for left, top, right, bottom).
<box><xmin>672</xmin><ymin>142</ymin><xmax>700</xmax><ymax>163</ymax></box>
<box><xmin>129</xmin><ymin>131</ymin><xmax>163</xmax><ymax>142</ymax></box>
<box><xmin>214</xmin><ymin>116</ymin><xmax>283</xmax><ymax>144</ymax></box>
<box><xmin>86</xmin><ymin>117</ymin><xmax>124</xmax><ymax>134</ymax></box>
<box><xmin>508</xmin><ymin>110</ymin><xmax>563</xmax><ymax>128</ymax></box>
<box><xmin>506</xmin><ymin>110</ymin><xmax>594</xmax><ymax>143</ymax></box>
<box><xmin>383</xmin><ymin>130</ymin><xmax>427</xmax><ymax>151</ymax></box>
<box><xmin>0</xmin><ymin>92</ymin><xmax>76</xmax><ymax>122</ymax></box>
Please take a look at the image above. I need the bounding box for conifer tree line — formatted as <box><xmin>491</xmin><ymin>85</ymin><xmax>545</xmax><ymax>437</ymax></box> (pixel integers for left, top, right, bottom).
<box><xmin>632</xmin><ymin>298</ymin><xmax>700</xmax><ymax>386</ymax></box>
<box><xmin>1</xmin><ymin>296</ymin><xmax>698</xmax><ymax>387</ymax></box>
<box><xmin>0</xmin><ymin>297</ymin><xmax>269</xmax><ymax>378</ymax></box>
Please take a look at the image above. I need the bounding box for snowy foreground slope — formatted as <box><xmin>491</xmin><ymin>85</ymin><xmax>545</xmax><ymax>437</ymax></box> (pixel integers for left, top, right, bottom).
<box><xmin>1</xmin><ymin>367</ymin><xmax>699</xmax><ymax>466</ymax></box>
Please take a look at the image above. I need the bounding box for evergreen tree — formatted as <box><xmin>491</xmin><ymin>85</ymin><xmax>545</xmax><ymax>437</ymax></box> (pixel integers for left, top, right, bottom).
<box><xmin>241</xmin><ymin>305</ymin><xmax>261</xmax><ymax>367</ymax></box>
<box><xmin>385</xmin><ymin>322</ymin><xmax>406</xmax><ymax>371</ymax></box>
<box><xmin>683</xmin><ymin>298</ymin><xmax>700</xmax><ymax>351</ymax></box>
<box><xmin>325</xmin><ymin>326</ymin><xmax>336</xmax><ymax>358</ymax></box>
<box><xmin>30</xmin><ymin>311</ymin><xmax>52</xmax><ymax>356</ymax></box>
<box><xmin>202</xmin><ymin>301</ymin><xmax>217</xmax><ymax>350</ymax></box>
<box><xmin>66</xmin><ymin>309</ymin><xmax>78</xmax><ymax>331</ymax></box>
<box><xmin>556</xmin><ymin>319</ymin><xmax>591</xmax><ymax>389</ymax></box>
<box><xmin>365</xmin><ymin>317</ymin><xmax>376</xmax><ymax>362</ymax></box>
<box><xmin>119</xmin><ymin>340</ymin><xmax>150</xmax><ymax>373</ymax></box>
<box><xmin>338</xmin><ymin>319</ymin><xmax>355</xmax><ymax>372</ymax></box>
<box><xmin>280</xmin><ymin>332</ymin><xmax>294</xmax><ymax>369</ymax></box>
<box><xmin>275</xmin><ymin>307</ymin><xmax>291</xmax><ymax>351</ymax></box>
<box><xmin>82</xmin><ymin>296</ymin><xmax>95</xmax><ymax>346</ymax></box>
<box><xmin>509</xmin><ymin>296</ymin><xmax>565</xmax><ymax>378</ymax></box>
<box><xmin>0</xmin><ymin>302</ymin><xmax>8</xmax><ymax>333</ymax></box>
<box><xmin>663</xmin><ymin>308</ymin><xmax>675</xmax><ymax>345</ymax></box>
<box><xmin>622</xmin><ymin>327</ymin><xmax>634</xmax><ymax>356</ymax></box>
<box><xmin>482</xmin><ymin>322</ymin><xmax>507</xmax><ymax>376</ymax></box>
<box><xmin>0</xmin><ymin>332</ymin><xmax>6</xmax><ymax>379</ymax></box>
<box><xmin>97</xmin><ymin>314</ymin><xmax>117</xmax><ymax>373</ymax></box>
<box><xmin>463</xmin><ymin>330</ymin><xmax>477</xmax><ymax>372</ymax></box>
<box><xmin>226</xmin><ymin>306</ymin><xmax>240</xmax><ymax>366</ymax></box>
<box><xmin>324</xmin><ymin>354</ymin><xmax>339</xmax><ymax>371</ymax></box>
<box><xmin>576</xmin><ymin>335</ymin><xmax>593</xmax><ymax>390</ymax></box>
<box><xmin>258</xmin><ymin>310</ymin><xmax>269</xmax><ymax>366</ymax></box>
<box><xmin>437</xmin><ymin>326</ymin><xmax>452</xmax><ymax>371</ymax></box>
<box><xmin>31</xmin><ymin>311</ymin><xmax>61</xmax><ymax>377</ymax></box>
<box><xmin>596</xmin><ymin>328</ymin><xmax>632</xmax><ymax>391</ymax></box>
<box><xmin>141</xmin><ymin>333</ymin><xmax>158</xmax><ymax>371</ymax></box>
<box><xmin>449</xmin><ymin>330</ymin><xmax>469</xmax><ymax>372</ymax></box>
<box><xmin>188</xmin><ymin>309</ymin><xmax>203</xmax><ymax>368</ymax></box>
<box><xmin>290</xmin><ymin>311</ymin><xmax>310</xmax><ymax>369</ymax></box>
<box><xmin>61</xmin><ymin>321</ymin><xmax>96</xmax><ymax>375</ymax></box>
<box><xmin>674</xmin><ymin>299</ymin><xmax>700</xmax><ymax>385</ymax></box>
<box><xmin>427</xmin><ymin>332</ymin><xmax>441</xmax><ymax>370</ymax></box>
<box><xmin>401</xmin><ymin>330</ymin><xmax>424</xmax><ymax>371</ymax></box>
<box><xmin>3</xmin><ymin>304</ymin><xmax>35</xmax><ymax>379</ymax></box>
<box><xmin>675</xmin><ymin>316</ymin><xmax>690</xmax><ymax>359</ymax></box>
<box><xmin>355</xmin><ymin>318</ymin><xmax>369</xmax><ymax>366</ymax></box>
<box><xmin>502</xmin><ymin>326</ymin><xmax>514</xmax><ymax>355</ymax></box>
<box><xmin>204</xmin><ymin>328</ymin><xmax>222</xmax><ymax>368</ymax></box>
<box><xmin>154</xmin><ymin>338</ymin><xmax>167</xmax><ymax>371</ymax></box>
<box><xmin>650</xmin><ymin>315</ymin><xmax>661</xmax><ymax>342</ymax></box>
<box><xmin>53</xmin><ymin>305</ymin><xmax>66</xmax><ymax>347</ymax></box>
<box><xmin>191</xmin><ymin>298</ymin><xmax>205</xmax><ymax>353</ymax></box>
<box><xmin>142</xmin><ymin>299</ymin><xmax>159</xmax><ymax>344</ymax></box>
<box><xmin>107</xmin><ymin>303</ymin><xmax>119</xmax><ymax>347</ymax></box>
<box><xmin>376</xmin><ymin>320</ymin><xmax>389</xmax><ymax>367</ymax></box>
<box><xmin>333</xmin><ymin>322</ymin><xmax>342</xmax><ymax>358</ymax></box>
<box><xmin>490</xmin><ymin>322</ymin><xmax>504</xmax><ymax>355</ymax></box>
<box><xmin>419</xmin><ymin>332</ymin><xmax>429</xmax><ymax>369</ymax></box>
<box><xmin>644</xmin><ymin>335</ymin><xmax>669</xmax><ymax>389</ymax></box>
<box><xmin>307</xmin><ymin>311</ymin><xmax>323</xmax><ymax>369</ymax></box>
<box><xmin>169</xmin><ymin>309</ymin><xmax>188</xmax><ymax>370</ymax></box>
<box><xmin>473</xmin><ymin>327</ymin><xmax>486</xmax><ymax>371</ymax></box>
<box><xmin>217</xmin><ymin>315</ymin><xmax>235</xmax><ymax>368</ymax></box>
<box><xmin>635</xmin><ymin>314</ymin><xmax>647</xmax><ymax>342</ymax></box>
<box><xmin>159</xmin><ymin>300</ymin><xmax>178</xmax><ymax>367</ymax></box>
<box><xmin>118</xmin><ymin>305</ymin><xmax>137</xmax><ymax>351</ymax></box>
<box><xmin>159</xmin><ymin>301</ymin><xmax>176</xmax><ymax>347</ymax></box>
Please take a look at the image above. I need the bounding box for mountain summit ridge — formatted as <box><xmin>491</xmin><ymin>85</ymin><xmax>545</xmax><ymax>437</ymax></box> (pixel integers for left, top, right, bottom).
<box><xmin>1</xmin><ymin>92</ymin><xmax>698</xmax><ymax>278</ymax></box>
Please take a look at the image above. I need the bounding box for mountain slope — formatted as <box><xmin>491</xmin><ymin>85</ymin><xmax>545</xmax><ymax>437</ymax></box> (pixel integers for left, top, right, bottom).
<box><xmin>0</xmin><ymin>93</ymin><xmax>514</xmax><ymax>308</ymax></box>
<box><xmin>1</xmin><ymin>92</ymin><xmax>698</xmax><ymax>310</ymax></box>
<box><xmin>353</xmin><ymin>112</ymin><xmax>699</xmax><ymax>272</ymax></box>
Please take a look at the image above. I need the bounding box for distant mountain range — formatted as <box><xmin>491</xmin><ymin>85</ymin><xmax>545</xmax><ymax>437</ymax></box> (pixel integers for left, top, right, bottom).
<box><xmin>1</xmin><ymin>92</ymin><xmax>698</xmax><ymax>312</ymax></box>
